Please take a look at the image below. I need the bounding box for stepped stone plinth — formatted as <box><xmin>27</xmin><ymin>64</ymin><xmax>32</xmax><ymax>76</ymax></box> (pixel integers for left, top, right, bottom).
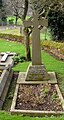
<box><xmin>25</xmin><ymin>64</ymin><xmax>49</xmax><ymax>81</ymax></box>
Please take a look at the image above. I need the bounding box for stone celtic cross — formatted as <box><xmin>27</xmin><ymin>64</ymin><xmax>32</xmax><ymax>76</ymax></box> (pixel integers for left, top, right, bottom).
<box><xmin>24</xmin><ymin>13</ymin><xmax>48</xmax><ymax>65</ymax></box>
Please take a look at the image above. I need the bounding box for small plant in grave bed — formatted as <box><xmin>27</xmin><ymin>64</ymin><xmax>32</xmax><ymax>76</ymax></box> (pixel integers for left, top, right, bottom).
<box><xmin>13</xmin><ymin>55</ymin><xmax>26</xmax><ymax>64</ymax></box>
<box><xmin>40</xmin><ymin>83</ymin><xmax>51</xmax><ymax>98</ymax></box>
<box><xmin>51</xmin><ymin>91</ymin><xmax>59</xmax><ymax>100</ymax></box>
<box><xmin>7</xmin><ymin>92</ymin><xmax>13</xmax><ymax>99</ymax></box>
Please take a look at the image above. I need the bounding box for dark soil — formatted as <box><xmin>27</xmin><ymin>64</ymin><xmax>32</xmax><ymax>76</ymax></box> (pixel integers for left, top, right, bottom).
<box><xmin>16</xmin><ymin>84</ymin><xmax>63</xmax><ymax>111</ymax></box>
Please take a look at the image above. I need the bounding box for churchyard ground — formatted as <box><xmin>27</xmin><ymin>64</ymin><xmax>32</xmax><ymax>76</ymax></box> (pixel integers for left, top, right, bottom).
<box><xmin>0</xmin><ymin>39</ymin><xmax>64</xmax><ymax>119</ymax></box>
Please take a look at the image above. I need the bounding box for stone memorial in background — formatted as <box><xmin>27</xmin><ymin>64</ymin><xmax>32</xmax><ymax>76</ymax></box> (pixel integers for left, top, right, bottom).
<box><xmin>24</xmin><ymin>12</ymin><xmax>49</xmax><ymax>81</ymax></box>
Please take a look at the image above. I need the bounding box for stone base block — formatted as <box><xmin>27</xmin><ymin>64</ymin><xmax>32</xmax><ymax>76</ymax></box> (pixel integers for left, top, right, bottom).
<box><xmin>25</xmin><ymin>64</ymin><xmax>49</xmax><ymax>81</ymax></box>
<box><xmin>17</xmin><ymin>72</ymin><xmax>57</xmax><ymax>84</ymax></box>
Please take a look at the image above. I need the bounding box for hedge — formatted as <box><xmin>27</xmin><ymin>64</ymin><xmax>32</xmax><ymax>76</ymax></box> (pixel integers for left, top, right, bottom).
<box><xmin>0</xmin><ymin>33</ymin><xmax>24</xmax><ymax>43</ymax></box>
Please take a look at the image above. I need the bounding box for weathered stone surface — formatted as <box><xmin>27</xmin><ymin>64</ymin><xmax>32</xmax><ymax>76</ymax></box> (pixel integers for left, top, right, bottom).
<box><xmin>1</xmin><ymin>53</ymin><xmax>8</xmax><ymax>62</ymax></box>
<box><xmin>0</xmin><ymin>52</ymin><xmax>16</xmax><ymax>67</ymax></box>
<box><xmin>25</xmin><ymin>64</ymin><xmax>49</xmax><ymax>81</ymax></box>
<box><xmin>23</xmin><ymin>12</ymin><xmax>48</xmax><ymax>81</ymax></box>
<box><xmin>17</xmin><ymin>72</ymin><xmax>57</xmax><ymax>84</ymax></box>
<box><xmin>0</xmin><ymin>68</ymin><xmax>13</xmax><ymax>109</ymax></box>
<box><xmin>24</xmin><ymin>13</ymin><xmax>48</xmax><ymax>65</ymax></box>
<box><xmin>0</xmin><ymin>52</ymin><xmax>15</xmax><ymax>109</ymax></box>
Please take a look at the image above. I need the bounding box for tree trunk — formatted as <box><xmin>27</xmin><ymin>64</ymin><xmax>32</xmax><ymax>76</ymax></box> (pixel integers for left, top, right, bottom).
<box><xmin>21</xmin><ymin>0</ymin><xmax>28</xmax><ymax>35</ymax></box>
<box><xmin>21</xmin><ymin>0</ymin><xmax>31</xmax><ymax>61</ymax></box>
<box><xmin>22</xmin><ymin>0</ymin><xmax>28</xmax><ymax>20</ymax></box>
<box><xmin>24</xmin><ymin>28</ymin><xmax>31</xmax><ymax>61</ymax></box>
<box><xmin>15</xmin><ymin>16</ymin><xmax>18</xmax><ymax>25</ymax></box>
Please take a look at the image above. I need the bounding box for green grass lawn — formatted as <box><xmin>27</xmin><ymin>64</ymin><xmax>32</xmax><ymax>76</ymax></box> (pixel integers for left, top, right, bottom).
<box><xmin>0</xmin><ymin>28</ymin><xmax>52</xmax><ymax>40</ymax></box>
<box><xmin>0</xmin><ymin>39</ymin><xmax>64</xmax><ymax>119</ymax></box>
<box><xmin>0</xmin><ymin>111</ymin><xmax>64</xmax><ymax>120</ymax></box>
<box><xmin>0</xmin><ymin>27</ymin><xmax>52</xmax><ymax>40</ymax></box>
<box><xmin>0</xmin><ymin>39</ymin><xmax>25</xmax><ymax>54</ymax></box>
<box><xmin>0</xmin><ymin>39</ymin><xmax>64</xmax><ymax>92</ymax></box>
<box><xmin>0</xmin><ymin>28</ymin><xmax>21</xmax><ymax>35</ymax></box>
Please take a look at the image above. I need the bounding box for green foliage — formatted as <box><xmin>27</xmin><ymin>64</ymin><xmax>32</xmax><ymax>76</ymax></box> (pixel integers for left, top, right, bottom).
<box><xmin>13</xmin><ymin>55</ymin><xmax>26</xmax><ymax>64</ymax></box>
<box><xmin>48</xmin><ymin>1</ymin><xmax>64</xmax><ymax>40</ymax></box>
<box><xmin>0</xmin><ymin>0</ymin><xmax>3</xmax><ymax>8</ymax></box>
<box><xmin>13</xmin><ymin>55</ymin><xmax>20</xmax><ymax>63</ymax></box>
<box><xmin>40</xmin><ymin>29</ymin><xmax>52</xmax><ymax>40</ymax></box>
<box><xmin>9</xmin><ymin>19</ymin><xmax>14</xmax><ymax>25</ymax></box>
<box><xmin>51</xmin><ymin>92</ymin><xmax>59</xmax><ymax>100</ymax></box>
<box><xmin>41</xmin><ymin>40</ymin><xmax>64</xmax><ymax>54</ymax></box>
<box><xmin>0</xmin><ymin>33</ymin><xmax>24</xmax><ymax>43</ymax></box>
<box><xmin>7</xmin><ymin>16</ymin><xmax>22</xmax><ymax>25</ymax></box>
<box><xmin>40</xmin><ymin>83</ymin><xmax>51</xmax><ymax>98</ymax></box>
<box><xmin>30</xmin><ymin>0</ymin><xmax>64</xmax><ymax>41</ymax></box>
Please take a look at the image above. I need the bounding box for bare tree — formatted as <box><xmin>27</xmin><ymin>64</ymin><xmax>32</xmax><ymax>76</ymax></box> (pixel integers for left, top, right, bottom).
<box><xmin>5</xmin><ymin>0</ymin><xmax>24</xmax><ymax>25</ymax></box>
<box><xmin>22</xmin><ymin>0</ymin><xmax>31</xmax><ymax>61</ymax></box>
<box><xmin>0</xmin><ymin>0</ymin><xmax>7</xmax><ymax>25</ymax></box>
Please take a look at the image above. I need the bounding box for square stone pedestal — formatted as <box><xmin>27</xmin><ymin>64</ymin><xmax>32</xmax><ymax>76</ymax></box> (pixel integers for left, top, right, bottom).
<box><xmin>25</xmin><ymin>64</ymin><xmax>49</xmax><ymax>81</ymax></box>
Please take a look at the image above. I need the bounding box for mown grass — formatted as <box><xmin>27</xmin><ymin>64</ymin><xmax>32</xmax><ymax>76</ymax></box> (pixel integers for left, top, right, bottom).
<box><xmin>0</xmin><ymin>111</ymin><xmax>64</xmax><ymax>120</ymax></box>
<box><xmin>0</xmin><ymin>39</ymin><xmax>64</xmax><ymax>92</ymax></box>
<box><xmin>0</xmin><ymin>39</ymin><xmax>64</xmax><ymax>119</ymax></box>
<box><xmin>0</xmin><ymin>23</ymin><xmax>52</xmax><ymax>40</ymax></box>
<box><xmin>0</xmin><ymin>28</ymin><xmax>21</xmax><ymax>35</ymax></box>
<box><xmin>0</xmin><ymin>28</ymin><xmax>52</xmax><ymax>40</ymax></box>
<box><xmin>0</xmin><ymin>39</ymin><xmax>25</xmax><ymax>55</ymax></box>
<box><xmin>40</xmin><ymin>29</ymin><xmax>52</xmax><ymax>40</ymax></box>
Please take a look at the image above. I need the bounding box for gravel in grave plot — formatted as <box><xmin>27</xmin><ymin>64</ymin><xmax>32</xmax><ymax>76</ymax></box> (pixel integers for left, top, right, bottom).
<box><xmin>15</xmin><ymin>84</ymin><xmax>63</xmax><ymax>111</ymax></box>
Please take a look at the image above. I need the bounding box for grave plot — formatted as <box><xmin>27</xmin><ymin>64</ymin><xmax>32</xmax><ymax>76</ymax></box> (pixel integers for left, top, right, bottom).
<box><xmin>10</xmin><ymin>12</ymin><xmax>64</xmax><ymax>116</ymax></box>
<box><xmin>0</xmin><ymin>52</ymin><xmax>16</xmax><ymax>109</ymax></box>
<box><xmin>16</xmin><ymin>84</ymin><xmax>63</xmax><ymax>111</ymax></box>
<box><xmin>10</xmin><ymin>73</ymin><xmax>64</xmax><ymax>116</ymax></box>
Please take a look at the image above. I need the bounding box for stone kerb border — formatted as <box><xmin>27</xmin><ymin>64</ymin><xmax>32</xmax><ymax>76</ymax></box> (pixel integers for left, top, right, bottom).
<box><xmin>0</xmin><ymin>52</ymin><xmax>16</xmax><ymax>109</ymax></box>
<box><xmin>10</xmin><ymin>83</ymin><xmax>64</xmax><ymax>116</ymax></box>
<box><xmin>0</xmin><ymin>69</ymin><xmax>9</xmax><ymax>96</ymax></box>
<box><xmin>0</xmin><ymin>66</ymin><xmax>13</xmax><ymax>109</ymax></box>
